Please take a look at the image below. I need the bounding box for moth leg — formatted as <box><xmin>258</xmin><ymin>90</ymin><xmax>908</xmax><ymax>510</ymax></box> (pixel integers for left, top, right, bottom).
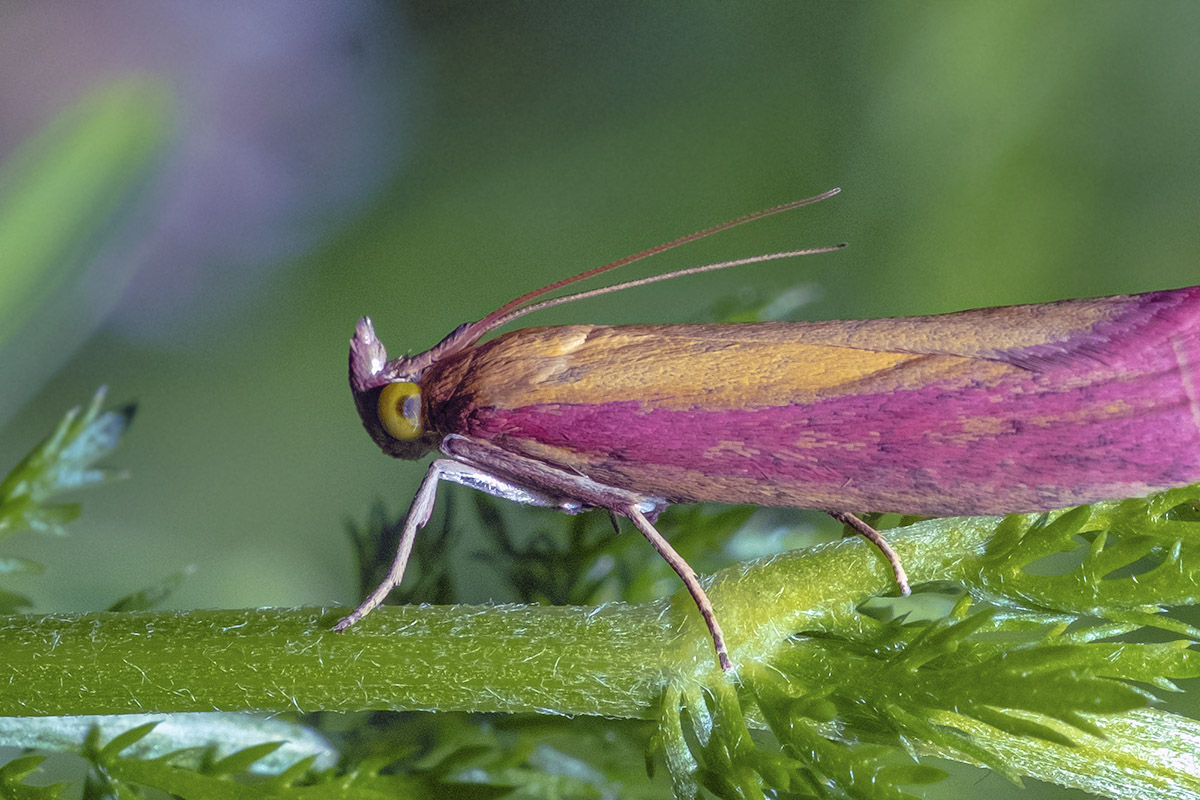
<box><xmin>441</xmin><ymin>435</ymin><xmax>735</xmax><ymax>670</ymax></box>
<box><xmin>627</xmin><ymin>506</ymin><xmax>732</xmax><ymax>673</ymax></box>
<box><xmin>828</xmin><ymin>510</ymin><xmax>911</xmax><ymax>595</ymax></box>
<box><xmin>334</xmin><ymin>458</ymin><xmax>561</xmax><ymax>632</ymax></box>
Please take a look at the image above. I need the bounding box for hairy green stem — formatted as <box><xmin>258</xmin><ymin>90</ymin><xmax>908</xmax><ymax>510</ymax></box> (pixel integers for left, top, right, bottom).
<box><xmin>0</xmin><ymin>603</ymin><xmax>673</xmax><ymax>717</ymax></box>
<box><xmin>0</xmin><ymin>515</ymin><xmax>997</xmax><ymax>717</ymax></box>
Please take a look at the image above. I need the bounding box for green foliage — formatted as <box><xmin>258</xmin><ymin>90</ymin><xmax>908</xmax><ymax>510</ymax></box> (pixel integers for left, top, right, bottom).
<box><xmin>654</xmin><ymin>602</ymin><xmax>1200</xmax><ymax>799</ymax></box>
<box><xmin>0</xmin><ymin>387</ymin><xmax>133</xmax><ymax>540</ymax></box>
<box><xmin>0</xmin><ymin>388</ymin><xmax>134</xmax><ymax>614</ymax></box>
<box><xmin>1</xmin><ymin>711</ymin><xmax>662</xmax><ymax>798</ymax></box>
<box><xmin>978</xmin><ymin>486</ymin><xmax>1200</xmax><ymax>614</ymax></box>
<box><xmin>0</xmin><ymin>755</ymin><xmax>68</xmax><ymax>799</ymax></box>
<box><xmin>6</xmin><ymin>719</ymin><xmax>413</xmax><ymax>800</ymax></box>
<box><xmin>332</xmin><ymin>712</ymin><xmax>663</xmax><ymax>799</ymax></box>
<box><xmin>646</xmin><ymin>491</ymin><xmax>1200</xmax><ymax>799</ymax></box>
<box><xmin>106</xmin><ymin>566</ymin><xmax>195</xmax><ymax>613</ymax></box>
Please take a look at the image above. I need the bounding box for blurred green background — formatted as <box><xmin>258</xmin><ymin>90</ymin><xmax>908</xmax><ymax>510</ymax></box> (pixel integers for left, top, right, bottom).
<box><xmin>1</xmin><ymin>3</ymin><xmax>1199</xmax><ymax>793</ymax></box>
<box><xmin>5</xmin><ymin>0</ymin><xmax>1200</xmax><ymax>645</ymax></box>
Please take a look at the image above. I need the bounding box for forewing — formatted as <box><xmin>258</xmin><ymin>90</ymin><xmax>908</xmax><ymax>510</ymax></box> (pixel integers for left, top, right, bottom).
<box><xmin>423</xmin><ymin>287</ymin><xmax>1200</xmax><ymax>516</ymax></box>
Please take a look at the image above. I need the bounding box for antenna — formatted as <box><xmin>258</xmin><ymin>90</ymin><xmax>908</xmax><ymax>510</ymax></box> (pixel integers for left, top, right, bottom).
<box><xmin>438</xmin><ymin>187</ymin><xmax>843</xmax><ymax>357</ymax></box>
<box><xmin>485</xmin><ymin>244</ymin><xmax>845</xmax><ymax>331</ymax></box>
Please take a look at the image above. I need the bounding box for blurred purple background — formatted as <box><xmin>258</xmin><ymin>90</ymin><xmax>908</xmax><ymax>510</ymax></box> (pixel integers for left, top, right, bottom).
<box><xmin>0</xmin><ymin>1</ymin><xmax>414</xmax><ymax>420</ymax></box>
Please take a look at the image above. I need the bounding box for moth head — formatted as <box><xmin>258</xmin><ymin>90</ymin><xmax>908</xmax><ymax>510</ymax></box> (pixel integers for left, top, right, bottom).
<box><xmin>349</xmin><ymin>317</ymin><xmax>438</xmax><ymax>460</ymax></box>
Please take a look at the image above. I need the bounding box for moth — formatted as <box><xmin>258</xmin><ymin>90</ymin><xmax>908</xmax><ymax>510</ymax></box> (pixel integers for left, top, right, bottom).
<box><xmin>339</xmin><ymin>188</ymin><xmax>1200</xmax><ymax>672</ymax></box>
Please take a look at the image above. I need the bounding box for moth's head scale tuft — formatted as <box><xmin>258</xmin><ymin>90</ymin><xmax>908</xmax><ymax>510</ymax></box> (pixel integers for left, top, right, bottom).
<box><xmin>350</xmin><ymin>317</ymin><xmax>390</xmax><ymax>392</ymax></box>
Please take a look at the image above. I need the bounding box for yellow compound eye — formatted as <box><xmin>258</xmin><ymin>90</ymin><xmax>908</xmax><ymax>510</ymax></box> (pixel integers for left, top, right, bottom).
<box><xmin>377</xmin><ymin>382</ymin><xmax>423</xmax><ymax>440</ymax></box>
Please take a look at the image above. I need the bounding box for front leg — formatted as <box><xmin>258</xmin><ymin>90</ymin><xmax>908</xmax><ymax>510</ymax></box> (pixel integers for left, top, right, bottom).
<box><xmin>337</xmin><ymin>435</ymin><xmax>736</xmax><ymax>671</ymax></box>
<box><xmin>334</xmin><ymin>457</ymin><xmax>565</xmax><ymax>632</ymax></box>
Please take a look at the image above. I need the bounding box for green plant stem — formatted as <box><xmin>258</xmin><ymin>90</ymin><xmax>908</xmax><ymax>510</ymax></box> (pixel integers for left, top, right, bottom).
<box><xmin>0</xmin><ymin>603</ymin><xmax>676</xmax><ymax>717</ymax></box>
<box><xmin>0</xmin><ymin>515</ymin><xmax>999</xmax><ymax>717</ymax></box>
